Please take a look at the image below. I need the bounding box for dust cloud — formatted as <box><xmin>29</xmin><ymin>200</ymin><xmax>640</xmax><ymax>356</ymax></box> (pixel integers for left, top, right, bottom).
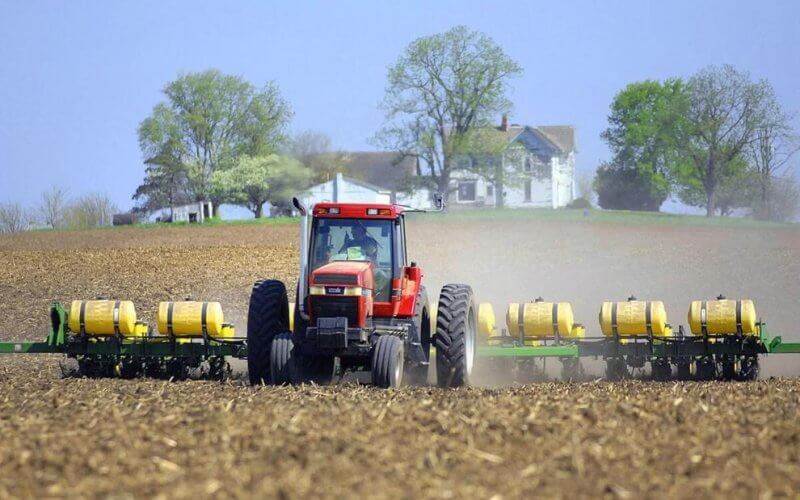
<box><xmin>407</xmin><ymin>214</ymin><xmax>800</xmax><ymax>378</ymax></box>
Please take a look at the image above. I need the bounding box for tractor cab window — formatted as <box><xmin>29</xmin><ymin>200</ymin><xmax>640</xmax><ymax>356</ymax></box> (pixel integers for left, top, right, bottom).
<box><xmin>310</xmin><ymin>218</ymin><xmax>393</xmax><ymax>301</ymax></box>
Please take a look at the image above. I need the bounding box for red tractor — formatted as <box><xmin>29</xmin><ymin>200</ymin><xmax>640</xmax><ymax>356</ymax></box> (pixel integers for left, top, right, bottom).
<box><xmin>246</xmin><ymin>197</ymin><xmax>477</xmax><ymax>388</ymax></box>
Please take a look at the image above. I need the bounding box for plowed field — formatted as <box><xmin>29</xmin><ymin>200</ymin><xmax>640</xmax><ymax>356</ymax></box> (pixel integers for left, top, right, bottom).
<box><xmin>1</xmin><ymin>216</ymin><xmax>799</xmax><ymax>498</ymax></box>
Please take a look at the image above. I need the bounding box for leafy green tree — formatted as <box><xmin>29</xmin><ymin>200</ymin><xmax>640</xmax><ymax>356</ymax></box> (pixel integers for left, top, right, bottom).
<box><xmin>211</xmin><ymin>154</ymin><xmax>309</xmax><ymax>218</ymax></box>
<box><xmin>675</xmin><ymin>65</ymin><xmax>773</xmax><ymax>216</ymax></box>
<box><xmin>594</xmin><ymin>162</ymin><xmax>667</xmax><ymax>211</ymax></box>
<box><xmin>599</xmin><ymin>79</ymin><xmax>689</xmax><ymax>211</ymax></box>
<box><xmin>677</xmin><ymin>155</ymin><xmax>757</xmax><ymax>215</ymax></box>
<box><xmin>377</xmin><ymin>26</ymin><xmax>522</xmax><ymax>202</ymax></box>
<box><xmin>136</xmin><ymin>70</ymin><xmax>292</xmax><ymax>215</ymax></box>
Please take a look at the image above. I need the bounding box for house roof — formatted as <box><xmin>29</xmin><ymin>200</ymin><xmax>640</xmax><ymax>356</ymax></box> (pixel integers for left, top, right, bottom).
<box><xmin>306</xmin><ymin>152</ymin><xmax>416</xmax><ymax>192</ymax></box>
<box><xmin>537</xmin><ymin>126</ymin><xmax>576</xmax><ymax>154</ymax></box>
<box><xmin>341</xmin><ymin>152</ymin><xmax>417</xmax><ymax>191</ymax></box>
<box><xmin>473</xmin><ymin>124</ymin><xmax>576</xmax><ymax>155</ymax></box>
<box><xmin>336</xmin><ymin>175</ymin><xmax>392</xmax><ymax>194</ymax></box>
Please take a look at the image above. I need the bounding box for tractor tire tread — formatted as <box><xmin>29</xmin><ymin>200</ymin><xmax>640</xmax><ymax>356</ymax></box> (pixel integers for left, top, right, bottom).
<box><xmin>435</xmin><ymin>283</ymin><xmax>474</xmax><ymax>388</ymax></box>
<box><xmin>247</xmin><ymin>280</ymin><xmax>289</xmax><ymax>386</ymax></box>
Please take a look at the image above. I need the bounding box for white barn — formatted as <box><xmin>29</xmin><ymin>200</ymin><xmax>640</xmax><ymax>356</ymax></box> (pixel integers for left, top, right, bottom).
<box><xmin>450</xmin><ymin>119</ymin><xmax>577</xmax><ymax>208</ymax></box>
<box><xmin>299</xmin><ymin>173</ymin><xmax>392</xmax><ymax>207</ymax></box>
<box><xmin>160</xmin><ymin>201</ymin><xmax>213</xmax><ymax>223</ymax></box>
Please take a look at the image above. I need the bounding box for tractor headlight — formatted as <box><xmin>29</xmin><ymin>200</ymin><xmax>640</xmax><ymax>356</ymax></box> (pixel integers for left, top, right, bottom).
<box><xmin>309</xmin><ymin>286</ymin><xmax>366</xmax><ymax>296</ymax></box>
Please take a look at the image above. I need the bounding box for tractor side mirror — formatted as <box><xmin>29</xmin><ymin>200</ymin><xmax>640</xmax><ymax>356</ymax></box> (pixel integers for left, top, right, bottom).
<box><xmin>292</xmin><ymin>197</ymin><xmax>307</xmax><ymax>216</ymax></box>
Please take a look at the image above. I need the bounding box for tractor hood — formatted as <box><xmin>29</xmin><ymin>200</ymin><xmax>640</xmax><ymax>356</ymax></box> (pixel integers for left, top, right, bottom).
<box><xmin>310</xmin><ymin>261</ymin><xmax>374</xmax><ymax>292</ymax></box>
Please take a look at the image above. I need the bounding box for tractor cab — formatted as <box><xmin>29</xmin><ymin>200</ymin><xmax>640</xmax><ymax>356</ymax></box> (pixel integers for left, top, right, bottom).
<box><xmin>309</xmin><ymin>204</ymin><xmax>403</xmax><ymax>304</ymax></box>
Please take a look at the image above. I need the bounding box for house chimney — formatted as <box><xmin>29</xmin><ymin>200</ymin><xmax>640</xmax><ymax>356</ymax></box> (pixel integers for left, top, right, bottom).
<box><xmin>500</xmin><ymin>114</ymin><xmax>508</xmax><ymax>131</ymax></box>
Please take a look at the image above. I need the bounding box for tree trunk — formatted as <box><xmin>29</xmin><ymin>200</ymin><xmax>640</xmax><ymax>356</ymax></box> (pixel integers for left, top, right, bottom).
<box><xmin>438</xmin><ymin>157</ymin><xmax>451</xmax><ymax>205</ymax></box>
<box><xmin>705</xmin><ymin>185</ymin><xmax>716</xmax><ymax>217</ymax></box>
<box><xmin>254</xmin><ymin>203</ymin><xmax>263</xmax><ymax>218</ymax></box>
<box><xmin>212</xmin><ymin>204</ymin><xmax>221</xmax><ymax>218</ymax></box>
<box><xmin>495</xmin><ymin>161</ymin><xmax>504</xmax><ymax>209</ymax></box>
<box><xmin>704</xmin><ymin>156</ymin><xmax>716</xmax><ymax>217</ymax></box>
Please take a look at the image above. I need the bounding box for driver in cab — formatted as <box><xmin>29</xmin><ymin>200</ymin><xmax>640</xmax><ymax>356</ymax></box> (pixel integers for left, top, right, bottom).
<box><xmin>339</xmin><ymin>223</ymin><xmax>377</xmax><ymax>254</ymax></box>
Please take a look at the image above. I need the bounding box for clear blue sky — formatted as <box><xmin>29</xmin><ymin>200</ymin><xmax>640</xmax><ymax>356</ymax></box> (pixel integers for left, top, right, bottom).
<box><xmin>1</xmin><ymin>1</ymin><xmax>798</xmax><ymax>213</ymax></box>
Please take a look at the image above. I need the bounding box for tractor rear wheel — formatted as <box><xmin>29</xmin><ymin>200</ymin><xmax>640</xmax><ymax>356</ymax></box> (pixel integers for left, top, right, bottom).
<box><xmin>270</xmin><ymin>332</ymin><xmax>298</xmax><ymax>385</ymax></box>
<box><xmin>247</xmin><ymin>280</ymin><xmax>290</xmax><ymax>385</ymax></box>
<box><xmin>435</xmin><ymin>284</ymin><xmax>477</xmax><ymax>388</ymax></box>
<box><xmin>372</xmin><ymin>335</ymin><xmax>404</xmax><ymax>388</ymax></box>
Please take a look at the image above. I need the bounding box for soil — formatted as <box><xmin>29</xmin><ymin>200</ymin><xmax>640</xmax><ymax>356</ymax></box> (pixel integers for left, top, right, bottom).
<box><xmin>1</xmin><ymin>217</ymin><xmax>799</xmax><ymax>498</ymax></box>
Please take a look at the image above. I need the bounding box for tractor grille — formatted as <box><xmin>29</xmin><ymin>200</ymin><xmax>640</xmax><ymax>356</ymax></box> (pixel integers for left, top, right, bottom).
<box><xmin>313</xmin><ymin>274</ymin><xmax>358</xmax><ymax>285</ymax></box>
<box><xmin>311</xmin><ymin>296</ymin><xmax>359</xmax><ymax>325</ymax></box>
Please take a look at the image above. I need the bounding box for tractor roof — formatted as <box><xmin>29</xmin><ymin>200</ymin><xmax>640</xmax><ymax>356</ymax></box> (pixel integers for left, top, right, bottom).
<box><xmin>312</xmin><ymin>202</ymin><xmax>404</xmax><ymax>220</ymax></box>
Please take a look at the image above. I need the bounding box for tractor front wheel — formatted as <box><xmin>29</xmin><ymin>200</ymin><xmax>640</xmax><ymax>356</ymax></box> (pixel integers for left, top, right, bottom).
<box><xmin>247</xmin><ymin>280</ymin><xmax>290</xmax><ymax>386</ymax></box>
<box><xmin>270</xmin><ymin>332</ymin><xmax>299</xmax><ymax>385</ymax></box>
<box><xmin>372</xmin><ymin>335</ymin><xmax>404</xmax><ymax>388</ymax></box>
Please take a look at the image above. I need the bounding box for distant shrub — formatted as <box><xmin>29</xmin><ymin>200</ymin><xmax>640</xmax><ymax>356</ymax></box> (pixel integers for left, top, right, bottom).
<box><xmin>65</xmin><ymin>193</ymin><xmax>118</xmax><ymax>229</ymax></box>
<box><xmin>594</xmin><ymin>163</ymin><xmax>667</xmax><ymax>211</ymax></box>
<box><xmin>112</xmin><ymin>213</ymin><xmax>138</xmax><ymax>226</ymax></box>
<box><xmin>566</xmin><ymin>197</ymin><xmax>592</xmax><ymax>209</ymax></box>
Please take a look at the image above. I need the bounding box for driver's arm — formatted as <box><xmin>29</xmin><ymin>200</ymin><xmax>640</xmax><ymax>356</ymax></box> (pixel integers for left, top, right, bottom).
<box><xmin>339</xmin><ymin>233</ymin><xmax>353</xmax><ymax>253</ymax></box>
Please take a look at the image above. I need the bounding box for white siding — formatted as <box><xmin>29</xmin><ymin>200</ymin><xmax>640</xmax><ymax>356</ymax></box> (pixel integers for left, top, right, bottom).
<box><xmin>299</xmin><ymin>173</ymin><xmax>391</xmax><ymax>208</ymax></box>
<box><xmin>169</xmin><ymin>202</ymin><xmax>212</xmax><ymax>222</ymax></box>
<box><xmin>395</xmin><ymin>189</ymin><xmax>432</xmax><ymax>209</ymax></box>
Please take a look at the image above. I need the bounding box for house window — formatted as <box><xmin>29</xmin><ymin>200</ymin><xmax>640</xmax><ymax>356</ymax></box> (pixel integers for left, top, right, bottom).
<box><xmin>458</xmin><ymin>181</ymin><xmax>476</xmax><ymax>202</ymax></box>
<box><xmin>486</xmin><ymin>185</ymin><xmax>494</xmax><ymax>198</ymax></box>
<box><xmin>524</xmin><ymin>181</ymin><xmax>532</xmax><ymax>202</ymax></box>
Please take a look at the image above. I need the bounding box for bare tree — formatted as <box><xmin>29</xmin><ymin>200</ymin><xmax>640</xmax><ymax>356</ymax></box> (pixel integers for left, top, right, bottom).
<box><xmin>747</xmin><ymin>88</ymin><xmax>799</xmax><ymax>220</ymax></box>
<box><xmin>287</xmin><ymin>130</ymin><xmax>349</xmax><ymax>183</ymax></box>
<box><xmin>766</xmin><ymin>174</ymin><xmax>800</xmax><ymax>222</ymax></box>
<box><xmin>288</xmin><ymin>130</ymin><xmax>333</xmax><ymax>163</ymax></box>
<box><xmin>678</xmin><ymin>65</ymin><xmax>772</xmax><ymax>216</ymax></box>
<box><xmin>39</xmin><ymin>186</ymin><xmax>69</xmax><ymax>229</ymax></box>
<box><xmin>0</xmin><ymin>202</ymin><xmax>30</xmax><ymax>233</ymax></box>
